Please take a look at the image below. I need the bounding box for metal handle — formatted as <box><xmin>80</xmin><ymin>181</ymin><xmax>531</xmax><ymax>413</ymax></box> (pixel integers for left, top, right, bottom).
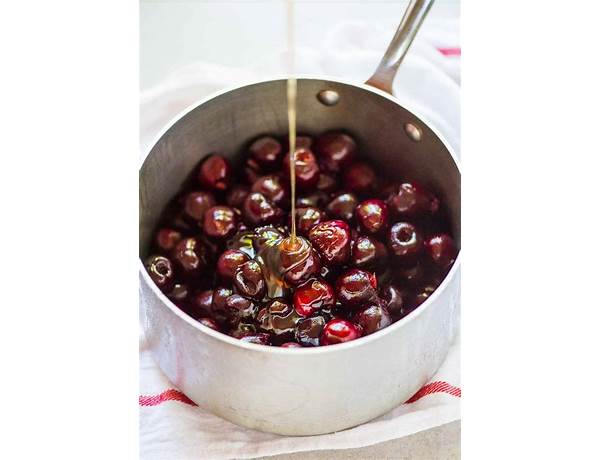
<box><xmin>365</xmin><ymin>0</ymin><xmax>435</xmax><ymax>94</ymax></box>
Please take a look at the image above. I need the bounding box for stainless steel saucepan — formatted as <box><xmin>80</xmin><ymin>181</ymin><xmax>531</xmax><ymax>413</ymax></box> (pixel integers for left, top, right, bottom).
<box><xmin>140</xmin><ymin>0</ymin><xmax>460</xmax><ymax>435</ymax></box>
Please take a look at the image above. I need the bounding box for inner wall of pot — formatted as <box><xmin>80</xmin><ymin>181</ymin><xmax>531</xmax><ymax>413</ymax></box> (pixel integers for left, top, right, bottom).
<box><xmin>140</xmin><ymin>78</ymin><xmax>461</xmax><ymax>256</ymax></box>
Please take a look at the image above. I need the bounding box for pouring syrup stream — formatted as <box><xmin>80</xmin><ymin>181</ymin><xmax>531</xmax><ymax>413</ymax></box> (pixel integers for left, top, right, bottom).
<box><xmin>286</xmin><ymin>0</ymin><xmax>298</xmax><ymax>247</ymax></box>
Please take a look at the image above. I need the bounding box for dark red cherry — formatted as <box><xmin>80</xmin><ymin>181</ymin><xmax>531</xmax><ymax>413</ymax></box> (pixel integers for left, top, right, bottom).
<box><xmin>280</xmin><ymin>342</ymin><xmax>302</xmax><ymax>348</ymax></box>
<box><xmin>343</xmin><ymin>162</ymin><xmax>376</xmax><ymax>194</ymax></box>
<box><xmin>308</xmin><ymin>220</ymin><xmax>351</xmax><ymax>266</ymax></box>
<box><xmin>239</xmin><ymin>333</ymin><xmax>271</xmax><ymax>345</ymax></box>
<box><xmin>295</xmin><ymin>316</ymin><xmax>326</xmax><ymax>347</ymax></box>
<box><xmin>355</xmin><ymin>199</ymin><xmax>388</xmax><ymax>234</ymax></box>
<box><xmin>191</xmin><ymin>289</ymin><xmax>213</xmax><ymax>318</ymax></box>
<box><xmin>145</xmin><ymin>255</ymin><xmax>175</xmax><ymax>292</ymax></box>
<box><xmin>242</xmin><ymin>192</ymin><xmax>284</xmax><ymax>226</ymax></box>
<box><xmin>279</xmin><ymin>240</ymin><xmax>321</xmax><ymax>287</ymax></box>
<box><xmin>314</xmin><ymin>132</ymin><xmax>357</xmax><ymax>173</ymax></box>
<box><xmin>243</xmin><ymin>157</ymin><xmax>264</xmax><ymax>184</ymax></box>
<box><xmin>386</xmin><ymin>182</ymin><xmax>439</xmax><ymax>218</ymax></box>
<box><xmin>251</xmin><ymin>174</ymin><xmax>289</xmax><ymax>206</ymax></box>
<box><xmin>380</xmin><ymin>284</ymin><xmax>406</xmax><ymax>318</ymax></box>
<box><xmin>335</xmin><ymin>268</ymin><xmax>378</xmax><ymax>308</ymax></box>
<box><xmin>203</xmin><ymin>206</ymin><xmax>238</xmax><ymax>240</ymax></box>
<box><xmin>197</xmin><ymin>317</ymin><xmax>220</xmax><ymax>331</ymax></box>
<box><xmin>296</xmin><ymin>191</ymin><xmax>329</xmax><ymax>209</ymax></box>
<box><xmin>224</xmin><ymin>294</ymin><xmax>258</xmax><ymax>325</ymax></box>
<box><xmin>183</xmin><ymin>191</ymin><xmax>216</xmax><ymax>223</ymax></box>
<box><xmin>226</xmin><ymin>184</ymin><xmax>250</xmax><ymax>208</ymax></box>
<box><xmin>388</xmin><ymin>222</ymin><xmax>424</xmax><ymax>265</ymax></box>
<box><xmin>155</xmin><ymin>228</ymin><xmax>182</xmax><ymax>253</ymax></box>
<box><xmin>317</xmin><ymin>172</ymin><xmax>339</xmax><ymax>193</ymax></box>
<box><xmin>172</xmin><ymin>237</ymin><xmax>209</xmax><ymax>279</ymax></box>
<box><xmin>354</xmin><ymin>302</ymin><xmax>392</xmax><ymax>335</ymax></box>
<box><xmin>414</xmin><ymin>285</ymin><xmax>437</xmax><ymax>307</ymax></box>
<box><xmin>351</xmin><ymin>235</ymin><xmax>388</xmax><ymax>269</ymax></box>
<box><xmin>257</xmin><ymin>298</ymin><xmax>301</xmax><ymax>344</ymax></box>
<box><xmin>293</xmin><ymin>278</ymin><xmax>336</xmax><ymax>316</ymax></box>
<box><xmin>234</xmin><ymin>260</ymin><xmax>266</xmax><ymax>300</ymax></box>
<box><xmin>252</xmin><ymin>225</ymin><xmax>285</xmax><ymax>252</ymax></box>
<box><xmin>320</xmin><ymin>319</ymin><xmax>361</xmax><ymax>345</ymax></box>
<box><xmin>283</xmin><ymin>148</ymin><xmax>320</xmax><ymax>191</ymax></box>
<box><xmin>166</xmin><ymin>283</ymin><xmax>189</xmax><ymax>308</ymax></box>
<box><xmin>326</xmin><ymin>192</ymin><xmax>358</xmax><ymax>221</ymax></box>
<box><xmin>293</xmin><ymin>207</ymin><xmax>325</xmax><ymax>236</ymax></box>
<box><xmin>248</xmin><ymin>136</ymin><xmax>282</xmax><ymax>170</ymax></box>
<box><xmin>211</xmin><ymin>286</ymin><xmax>234</xmax><ymax>324</ymax></box>
<box><xmin>198</xmin><ymin>155</ymin><xmax>232</xmax><ymax>191</ymax></box>
<box><xmin>425</xmin><ymin>233</ymin><xmax>458</xmax><ymax>269</ymax></box>
<box><xmin>216</xmin><ymin>249</ymin><xmax>250</xmax><ymax>281</ymax></box>
<box><xmin>229</xmin><ymin>322</ymin><xmax>257</xmax><ymax>339</ymax></box>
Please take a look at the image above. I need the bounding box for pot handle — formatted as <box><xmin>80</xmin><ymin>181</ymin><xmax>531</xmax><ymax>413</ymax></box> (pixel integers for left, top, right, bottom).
<box><xmin>365</xmin><ymin>0</ymin><xmax>435</xmax><ymax>95</ymax></box>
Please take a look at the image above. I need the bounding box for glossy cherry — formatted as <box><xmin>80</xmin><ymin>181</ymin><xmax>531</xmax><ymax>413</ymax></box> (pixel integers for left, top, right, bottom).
<box><xmin>226</xmin><ymin>184</ymin><xmax>250</xmax><ymax>208</ymax></box>
<box><xmin>314</xmin><ymin>132</ymin><xmax>357</xmax><ymax>173</ymax></box>
<box><xmin>257</xmin><ymin>298</ymin><xmax>301</xmax><ymax>344</ymax></box>
<box><xmin>335</xmin><ymin>268</ymin><xmax>378</xmax><ymax>308</ymax></box>
<box><xmin>243</xmin><ymin>157</ymin><xmax>264</xmax><ymax>184</ymax></box>
<box><xmin>386</xmin><ymin>182</ymin><xmax>439</xmax><ymax>218</ymax></box>
<box><xmin>295</xmin><ymin>316</ymin><xmax>326</xmax><ymax>347</ymax></box>
<box><xmin>233</xmin><ymin>260</ymin><xmax>267</xmax><ymax>300</ymax></box>
<box><xmin>283</xmin><ymin>148</ymin><xmax>320</xmax><ymax>191</ymax></box>
<box><xmin>224</xmin><ymin>294</ymin><xmax>258</xmax><ymax>325</ymax></box>
<box><xmin>172</xmin><ymin>237</ymin><xmax>209</xmax><ymax>279</ymax></box>
<box><xmin>251</xmin><ymin>174</ymin><xmax>289</xmax><ymax>206</ymax></box>
<box><xmin>351</xmin><ymin>235</ymin><xmax>388</xmax><ymax>269</ymax></box>
<box><xmin>229</xmin><ymin>322</ymin><xmax>257</xmax><ymax>339</ymax></box>
<box><xmin>308</xmin><ymin>220</ymin><xmax>351</xmax><ymax>266</ymax></box>
<box><xmin>145</xmin><ymin>255</ymin><xmax>175</xmax><ymax>292</ymax></box>
<box><xmin>198</xmin><ymin>155</ymin><xmax>232</xmax><ymax>191</ymax></box>
<box><xmin>191</xmin><ymin>289</ymin><xmax>214</xmax><ymax>318</ymax></box>
<box><xmin>380</xmin><ymin>284</ymin><xmax>406</xmax><ymax>318</ymax></box>
<box><xmin>279</xmin><ymin>240</ymin><xmax>321</xmax><ymax>287</ymax></box>
<box><xmin>197</xmin><ymin>317</ymin><xmax>220</xmax><ymax>331</ymax></box>
<box><xmin>242</xmin><ymin>192</ymin><xmax>284</xmax><ymax>226</ymax></box>
<box><xmin>388</xmin><ymin>222</ymin><xmax>423</xmax><ymax>265</ymax></box>
<box><xmin>216</xmin><ymin>249</ymin><xmax>250</xmax><ymax>281</ymax></box>
<box><xmin>354</xmin><ymin>301</ymin><xmax>392</xmax><ymax>335</ymax></box>
<box><xmin>293</xmin><ymin>207</ymin><xmax>325</xmax><ymax>236</ymax></box>
<box><xmin>320</xmin><ymin>319</ymin><xmax>361</xmax><ymax>345</ymax></box>
<box><xmin>155</xmin><ymin>228</ymin><xmax>182</xmax><ymax>252</ymax></box>
<box><xmin>211</xmin><ymin>286</ymin><xmax>234</xmax><ymax>324</ymax></box>
<box><xmin>355</xmin><ymin>199</ymin><xmax>388</xmax><ymax>234</ymax></box>
<box><xmin>425</xmin><ymin>233</ymin><xmax>458</xmax><ymax>269</ymax></box>
<box><xmin>203</xmin><ymin>206</ymin><xmax>238</xmax><ymax>239</ymax></box>
<box><xmin>183</xmin><ymin>191</ymin><xmax>216</xmax><ymax>223</ymax></box>
<box><xmin>326</xmin><ymin>192</ymin><xmax>358</xmax><ymax>221</ymax></box>
<box><xmin>166</xmin><ymin>283</ymin><xmax>189</xmax><ymax>307</ymax></box>
<box><xmin>293</xmin><ymin>278</ymin><xmax>336</xmax><ymax>316</ymax></box>
<box><xmin>343</xmin><ymin>162</ymin><xmax>376</xmax><ymax>194</ymax></box>
<box><xmin>248</xmin><ymin>135</ymin><xmax>282</xmax><ymax>170</ymax></box>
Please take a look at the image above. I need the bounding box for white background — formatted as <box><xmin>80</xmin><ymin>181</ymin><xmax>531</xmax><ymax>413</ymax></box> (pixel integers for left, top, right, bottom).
<box><xmin>0</xmin><ymin>1</ymin><xmax>599</xmax><ymax>459</ymax></box>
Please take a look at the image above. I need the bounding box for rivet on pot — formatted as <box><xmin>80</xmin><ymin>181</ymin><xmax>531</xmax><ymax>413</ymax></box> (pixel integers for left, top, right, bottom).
<box><xmin>404</xmin><ymin>122</ymin><xmax>422</xmax><ymax>142</ymax></box>
<box><xmin>317</xmin><ymin>90</ymin><xmax>340</xmax><ymax>106</ymax></box>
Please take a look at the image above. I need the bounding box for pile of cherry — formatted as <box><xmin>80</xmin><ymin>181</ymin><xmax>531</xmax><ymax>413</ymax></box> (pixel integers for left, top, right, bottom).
<box><xmin>145</xmin><ymin>131</ymin><xmax>457</xmax><ymax>347</ymax></box>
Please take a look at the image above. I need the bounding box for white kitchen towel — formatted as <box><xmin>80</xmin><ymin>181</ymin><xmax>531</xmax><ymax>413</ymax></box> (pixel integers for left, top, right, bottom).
<box><xmin>140</xmin><ymin>20</ymin><xmax>460</xmax><ymax>460</ymax></box>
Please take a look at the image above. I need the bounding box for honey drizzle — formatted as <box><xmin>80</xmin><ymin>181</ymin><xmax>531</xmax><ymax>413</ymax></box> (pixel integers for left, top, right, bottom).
<box><xmin>286</xmin><ymin>0</ymin><xmax>297</xmax><ymax>244</ymax></box>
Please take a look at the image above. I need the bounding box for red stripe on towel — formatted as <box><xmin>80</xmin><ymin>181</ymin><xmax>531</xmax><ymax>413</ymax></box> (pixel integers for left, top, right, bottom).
<box><xmin>437</xmin><ymin>47</ymin><xmax>461</xmax><ymax>56</ymax></box>
<box><xmin>406</xmin><ymin>381</ymin><xmax>461</xmax><ymax>403</ymax></box>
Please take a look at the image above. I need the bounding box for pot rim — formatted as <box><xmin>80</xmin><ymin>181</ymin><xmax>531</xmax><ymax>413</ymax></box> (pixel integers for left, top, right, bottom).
<box><xmin>139</xmin><ymin>74</ymin><xmax>461</xmax><ymax>354</ymax></box>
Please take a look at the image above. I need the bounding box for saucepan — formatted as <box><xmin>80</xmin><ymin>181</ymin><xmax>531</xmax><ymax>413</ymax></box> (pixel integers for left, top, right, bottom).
<box><xmin>139</xmin><ymin>0</ymin><xmax>460</xmax><ymax>435</ymax></box>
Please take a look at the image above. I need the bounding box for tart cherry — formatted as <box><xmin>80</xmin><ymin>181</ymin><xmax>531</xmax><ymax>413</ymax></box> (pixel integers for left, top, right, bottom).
<box><xmin>234</xmin><ymin>260</ymin><xmax>267</xmax><ymax>300</ymax></box>
<box><xmin>351</xmin><ymin>235</ymin><xmax>388</xmax><ymax>269</ymax></box>
<box><xmin>320</xmin><ymin>319</ymin><xmax>361</xmax><ymax>345</ymax></box>
<box><xmin>388</xmin><ymin>222</ymin><xmax>423</xmax><ymax>265</ymax></box>
<box><xmin>386</xmin><ymin>182</ymin><xmax>439</xmax><ymax>218</ymax></box>
<box><xmin>355</xmin><ymin>199</ymin><xmax>388</xmax><ymax>234</ymax></box>
<box><xmin>172</xmin><ymin>237</ymin><xmax>209</xmax><ymax>279</ymax></box>
<box><xmin>293</xmin><ymin>207</ymin><xmax>325</xmax><ymax>236</ymax></box>
<box><xmin>248</xmin><ymin>136</ymin><xmax>282</xmax><ymax>170</ymax></box>
<box><xmin>314</xmin><ymin>132</ymin><xmax>357</xmax><ymax>173</ymax></box>
<box><xmin>295</xmin><ymin>316</ymin><xmax>326</xmax><ymax>347</ymax></box>
<box><xmin>354</xmin><ymin>302</ymin><xmax>392</xmax><ymax>335</ymax></box>
<box><xmin>283</xmin><ymin>148</ymin><xmax>320</xmax><ymax>191</ymax></box>
<box><xmin>380</xmin><ymin>284</ymin><xmax>406</xmax><ymax>318</ymax></box>
<box><xmin>155</xmin><ymin>228</ymin><xmax>182</xmax><ymax>252</ymax></box>
<box><xmin>242</xmin><ymin>192</ymin><xmax>284</xmax><ymax>226</ymax></box>
<box><xmin>335</xmin><ymin>268</ymin><xmax>378</xmax><ymax>308</ymax></box>
<box><xmin>343</xmin><ymin>162</ymin><xmax>376</xmax><ymax>194</ymax></box>
<box><xmin>293</xmin><ymin>278</ymin><xmax>336</xmax><ymax>316</ymax></box>
<box><xmin>216</xmin><ymin>249</ymin><xmax>250</xmax><ymax>281</ymax></box>
<box><xmin>197</xmin><ymin>317</ymin><xmax>220</xmax><ymax>331</ymax></box>
<box><xmin>279</xmin><ymin>240</ymin><xmax>321</xmax><ymax>287</ymax></box>
<box><xmin>203</xmin><ymin>206</ymin><xmax>238</xmax><ymax>240</ymax></box>
<box><xmin>198</xmin><ymin>154</ymin><xmax>232</xmax><ymax>191</ymax></box>
<box><xmin>425</xmin><ymin>233</ymin><xmax>458</xmax><ymax>269</ymax></box>
<box><xmin>145</xmin><ymin>255</ymin><xmax>175</xmax><ymax>292</ymax></box>
<box><xmin>257</xmin><ymin>298</ymin><xmax>301</xmax><ymax>344</ymax></box>
<box><xmin>251</xmin><ymin>174</ymin><xmax>289</xmax><ymax>206</ymax></box>
<box><xmin>226</xmin><ymin>184</ymin><xmax>250</xmax><ymax>208</ymax></box>
<box><xmin>225</xmin><ymin>294</ymin><xmax>258</xmax><ymax>325</ymax></box>
<box><xmin>326</xmin><ymin>192</ymin><xmax>358</xmax><ymax>221</ymax></box>
<box><xmin>183</xmin><ymin>191</ymin><xmax>216</xmax><ymax>223</ymax></box>
<box><xmin>191</xmin><ymin>289</ymin><xmax>214</xmax><ymax>318</ymax></box>
<box><xmin>308</xmin><ymin>220</ymin><xmax>351</xmax><ymax>266</ymax></box>
<box><xmin>280</xmin><ymin>342</ymin><xmax>302</xmax><ymax>348</ymax></box>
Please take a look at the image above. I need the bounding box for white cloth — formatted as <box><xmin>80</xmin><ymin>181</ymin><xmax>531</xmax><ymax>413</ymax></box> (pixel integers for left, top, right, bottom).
<box><xmin>140</xmin><ymin>20</ymin><xmax>460</xmax><ymax>460</ymax></box>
